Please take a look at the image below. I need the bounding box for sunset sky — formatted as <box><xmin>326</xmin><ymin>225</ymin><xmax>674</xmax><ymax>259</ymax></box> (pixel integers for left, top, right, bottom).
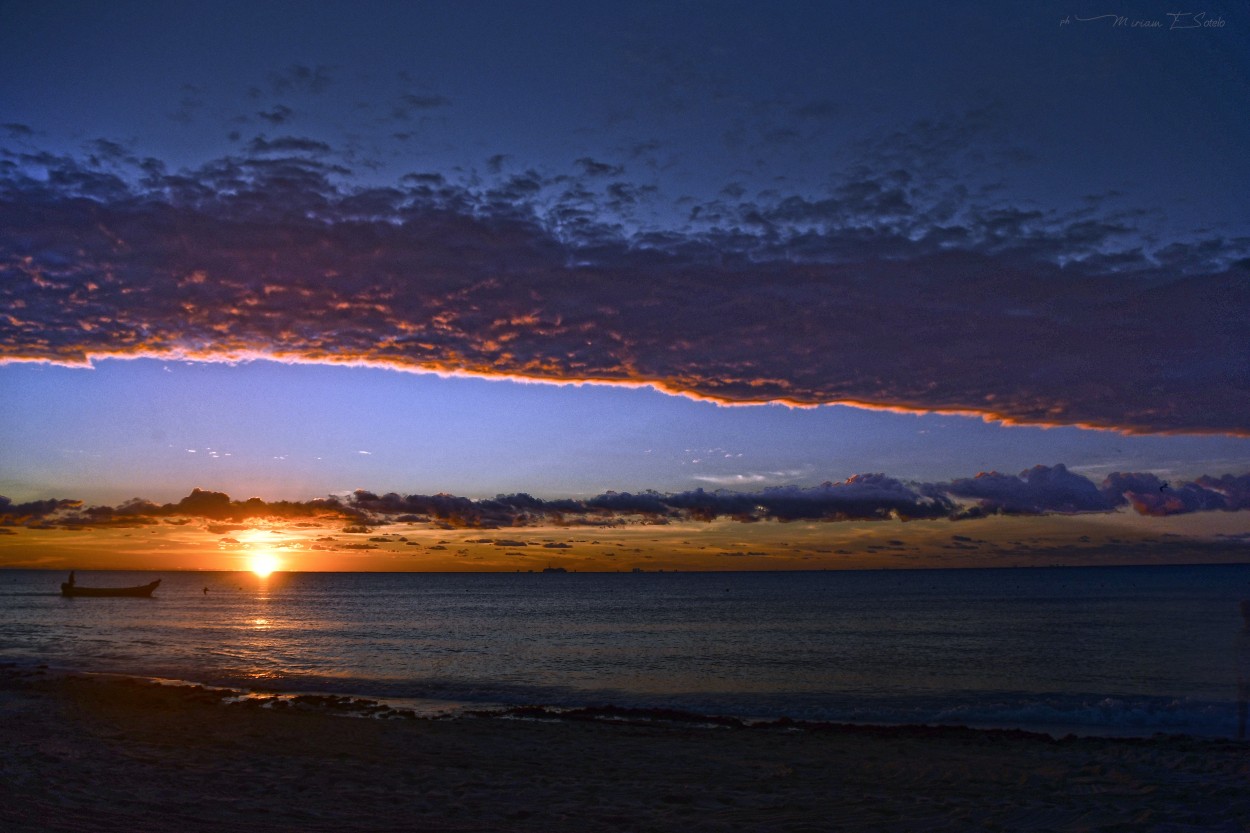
<box><xmin>1</xmin><ymin>1</ymin><xmax>1247</xmax><ymax>571</ymax></box>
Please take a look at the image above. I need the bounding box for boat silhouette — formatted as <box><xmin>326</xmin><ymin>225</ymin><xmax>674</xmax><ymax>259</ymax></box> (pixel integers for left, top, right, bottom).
<box><xmin>61</xmin><ymin>576</ymin><xmax>161</xmax><ymax>598</ymax></box>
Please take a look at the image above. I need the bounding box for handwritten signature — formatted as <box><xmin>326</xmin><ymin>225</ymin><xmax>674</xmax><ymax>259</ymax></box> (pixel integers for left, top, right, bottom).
<box><xmin>1060</xmin><ymin>12</ymin><xmax>1226</xmax><ymax>29</ymax></box>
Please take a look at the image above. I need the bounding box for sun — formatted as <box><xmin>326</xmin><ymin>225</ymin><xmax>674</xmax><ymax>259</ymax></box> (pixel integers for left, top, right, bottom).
<box><xmin>249</xmin><ymin>553</ymin><xmax>281</xmax><ymax>578</ymax></box>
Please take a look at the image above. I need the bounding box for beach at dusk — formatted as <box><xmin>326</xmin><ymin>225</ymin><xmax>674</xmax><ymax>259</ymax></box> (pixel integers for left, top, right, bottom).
<box><xmin>2</xmin><ymin>0</ymin><xmax>1249</xmax><ymax>829</ymax></box>
<box><xmin>4</xmin><ymin>566</ymin><xmax>1250</xmax><ymax>830</ymax></box>
<box><xmin>4</xmin><ymin>666</ymin><xmax>1249</xmax><ymax>832</ymax></box>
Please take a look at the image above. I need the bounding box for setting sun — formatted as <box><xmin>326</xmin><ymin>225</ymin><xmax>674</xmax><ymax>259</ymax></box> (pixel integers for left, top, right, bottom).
<box><xmin>249</xmin><ymin>553</ymin><xmax>281</xmax><ymax>577</ymax></box>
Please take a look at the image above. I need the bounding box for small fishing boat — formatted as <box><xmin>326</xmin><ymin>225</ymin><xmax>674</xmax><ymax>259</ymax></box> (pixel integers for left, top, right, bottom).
<box><xmin>61</xmin><ymin>578</ymin><xmax>161</xmax><ymax>598</ymax></box>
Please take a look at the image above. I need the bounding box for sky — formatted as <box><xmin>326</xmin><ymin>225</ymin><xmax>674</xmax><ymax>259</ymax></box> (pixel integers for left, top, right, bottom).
<box><xmin>1</xmin><ymin>1</ymin><xmax>1248</xmax><ymax>570</ymax></box>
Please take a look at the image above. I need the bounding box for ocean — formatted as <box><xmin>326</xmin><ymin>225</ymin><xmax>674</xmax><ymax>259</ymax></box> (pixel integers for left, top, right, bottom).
<box><xmin>3</xmin><ymin>564</ymin><xmax>1248</xmax><ymax>738</ymax></box>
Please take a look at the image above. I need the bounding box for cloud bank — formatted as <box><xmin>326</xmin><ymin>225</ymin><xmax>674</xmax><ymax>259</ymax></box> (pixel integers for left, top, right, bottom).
<box><xmin>4</xmin><ymin>466</ymin><xmax>1248</xmax><ymax>530</ymax></box>
<box><xmin>2</xmin><ymin>143</ymin><xmax>1248</xmax><ymax>434</ymax></box>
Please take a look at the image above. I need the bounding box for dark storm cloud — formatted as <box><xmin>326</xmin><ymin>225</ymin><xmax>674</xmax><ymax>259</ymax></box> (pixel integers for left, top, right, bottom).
<box><xmin>1</xmin><ymin>146</ymin><xmax>1248</xmax><ymax>434</ymax></box>
<box><xmin>6</xmin><ymin>466</ymin><xmax>1250</xmax><ymax>530</ymax></box>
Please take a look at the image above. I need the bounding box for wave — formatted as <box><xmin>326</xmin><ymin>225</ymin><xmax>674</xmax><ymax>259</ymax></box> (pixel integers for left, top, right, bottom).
<box><xmin>123</xmin><ymin>665</ymin><xmax>1239</xmax><ymax>739</ymax></box>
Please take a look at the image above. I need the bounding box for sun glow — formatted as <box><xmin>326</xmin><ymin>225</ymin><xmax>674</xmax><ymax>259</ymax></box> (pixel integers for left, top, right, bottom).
<box><xmin>249</xmin><ymin>553</ymin><xmax>281</xmax><ymax>577</ymax></box>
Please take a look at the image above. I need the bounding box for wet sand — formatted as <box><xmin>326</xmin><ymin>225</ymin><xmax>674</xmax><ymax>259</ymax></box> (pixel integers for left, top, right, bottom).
<box><xmin>2</xmin><ymin>666</ymin><xmax>1247</xmax><ymax>832</ymax></box>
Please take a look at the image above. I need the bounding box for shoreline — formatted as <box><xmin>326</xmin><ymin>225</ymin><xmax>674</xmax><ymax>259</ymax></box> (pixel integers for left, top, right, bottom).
<box><xmin>3</xmin><ymin>666</ymin><xmax>1247</xmax><ymax>832</ymax></box>
<box><xmin>8</xmin><ymin>659</ymin><xmax>1233</xmax><ymax>742</ymax></box>
<box><xmin>4</xmin><ymin>656</ymin><xmax>1236</xmax><ymax>742</ymax></box>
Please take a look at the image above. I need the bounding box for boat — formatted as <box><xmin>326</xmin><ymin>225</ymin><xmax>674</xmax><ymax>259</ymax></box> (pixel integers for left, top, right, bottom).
<box><xmin>541</xmin><ymin>566</ymin><xmax>568</xmax><ymax>574</ymax></box>
<box><xmin>61</xmin><ymin>578</ymin><xmax>161</xmax><ymax>598</ymax></box>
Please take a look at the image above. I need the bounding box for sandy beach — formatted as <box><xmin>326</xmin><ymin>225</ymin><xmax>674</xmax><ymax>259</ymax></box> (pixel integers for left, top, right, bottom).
<box><xmin>1</xmin><ymin>666</ymin><xmax>1246</xmax><ymax>832</ymax></box>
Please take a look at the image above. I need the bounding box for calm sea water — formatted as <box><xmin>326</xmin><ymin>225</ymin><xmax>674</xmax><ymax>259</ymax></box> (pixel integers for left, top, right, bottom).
<box><xmin>2</xmin><ymin>565</ymin><xmax>1248</xmax><ymax>737</ymax></box>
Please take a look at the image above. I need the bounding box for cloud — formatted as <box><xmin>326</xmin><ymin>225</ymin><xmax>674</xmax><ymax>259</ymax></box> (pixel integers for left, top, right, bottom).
<box><xmin>0</xmin><ymin>496</ymin><xmax>83</xmax><ymax>525</ymax></box>
<box><xmin>245</xmin><ymin>135</ymin><xmax>333</xmax><ymax>155</ymax></box>
<box><xmin>392</xmin><ymin>93</ymin><xmax>452</xmax><ymax>119</ymax></box>
<box><xmin>1194</xmin><ymin>474</ymin><xmax>1250</xmax><ymax>510</ymax></box>
<box><xmin>30</xmin><ymin>489</ymin><xmax>361</xmax><ymax>527</ymax></box>
<box><xmin>575</xmin><ymin>157</ymin><xmax>625</xmax><ymax>177</ymax></box>
<box><xmin>692</xmin><ymin>473</ymin><xmax>774</xmax><ymax>485</ymax></box>
<box><xmin>4</xmin><ymin>466</ymin><xmax>1249</xmax><ymax>530</ymax></box>
<box><xmin>942</xmin><ymin>464</ymin><xmax>1117</xmax><ymax>515</ymax></box>
<box><xmin>659</xmin><ymin>475</ymin><xmax>955</xmax><ymax>523</ymax></box>
<box><xmin>168</xmin><ymin>85</ymin><xmax>205</xmax><ymax>125</ymax></box>
<box><xmin>256</xmin><ymin>105</ymin><xmax>295</xmax><ymax>126</ymax></box>
<box><xmin>0</xmin><ymin>146</ymin><xmax>1247</xmax><ymax>434</ymax></box>
<box><xmin>269</xmin><ymin>65</ymin><xmax>334</xmax><ymax>95</ymax></box>
<box><xmin>940</xmin><ymin>466</ymin><xmax>1250</xmax><ymax>519</ymax></box>
<box><xmin>1099</xmin><ymin>471</ymin><xmax>1246</xmax><ymax>517</ymax></box>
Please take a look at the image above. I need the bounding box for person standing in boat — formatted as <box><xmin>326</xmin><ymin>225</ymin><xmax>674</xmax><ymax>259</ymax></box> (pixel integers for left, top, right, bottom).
<box><xmin>66</xmin><ymin>571</ymin><xmax>75</xmax><ymax>588</ymax></box>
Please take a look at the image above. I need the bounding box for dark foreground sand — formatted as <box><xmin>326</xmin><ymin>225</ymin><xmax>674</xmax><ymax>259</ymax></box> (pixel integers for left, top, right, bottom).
<box><xmin>2</xmin><ymin>667</ymin><xmax>1247</xmax><ymax>832</ymax></box>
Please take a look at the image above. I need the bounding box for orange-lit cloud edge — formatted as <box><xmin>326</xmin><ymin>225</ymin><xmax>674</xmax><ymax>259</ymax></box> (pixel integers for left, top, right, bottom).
<box><xmin>4</xmin><ymin>348</ymin><xmax>1247</xmax><ymax>439</ymax></box>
